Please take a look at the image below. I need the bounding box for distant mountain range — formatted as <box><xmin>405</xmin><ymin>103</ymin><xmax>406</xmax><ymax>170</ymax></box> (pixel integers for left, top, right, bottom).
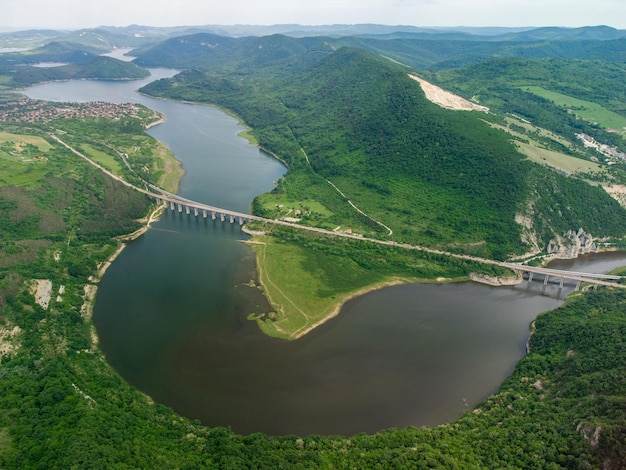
<box><xmin>2</xmin><ymin>24</ymin><xmax>625</xmax><ymax>52</ymax></box>
<box><xmin>128</xmin><ymin>29</ymin><xmax>626</xmax><ymax>74</ymax></box>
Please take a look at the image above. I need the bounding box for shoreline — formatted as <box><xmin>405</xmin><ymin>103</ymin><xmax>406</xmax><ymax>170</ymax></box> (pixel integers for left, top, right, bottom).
<box><xmin>246</xmin><ymin>239</ymin><xmax>626</xmax><ymax>340</ymax></box>
<box><xmin>243</xmin><ymin>237</ymin><xmax>405</xmax><ymax>340</ymax></box>
<box><xmin>244</xmin><ymin>234</ymin><xmax>463</xmax><ymax>340</ymax></box>
<box><xmin>96</xmin><ymin>203</ymin><xmax>164</xmax><ymax>281</ymax></box>
<box><xmin>137</xmin><ymin>91</ymin><xmax>290</xmax><ymax>169</ymax></box>
<box><xmin>469</xmin><ymin>272</ymin><xmax>523</xmax><ymax>287</ymax></box>
<box><xmin>146</xmin><ymin>116</ymin><xmax>166</xmax><ymax>129</ymax></box>
<box><xmin>288</xmin><ymin>278</ymin><xmax>411</xmax><ymax>340</ymax></box>
<box><xmin>85</xmin><ymin>203</ymin><xmax>164</xmax><ymax>323</ymax></box>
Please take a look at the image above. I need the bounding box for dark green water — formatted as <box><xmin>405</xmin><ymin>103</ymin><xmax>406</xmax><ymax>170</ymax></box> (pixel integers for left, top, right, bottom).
<box><xmin>26</xmin><ymin>74</ymin><xmax>626</xmax><ymax>436</ymax></box>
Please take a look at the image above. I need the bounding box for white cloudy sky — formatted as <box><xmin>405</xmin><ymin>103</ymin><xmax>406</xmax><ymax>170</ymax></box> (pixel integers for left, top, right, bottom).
<box><xmin>3</xmin><ymin>0</ymin><xmax>626</xmax><ymax>30</ymax></box>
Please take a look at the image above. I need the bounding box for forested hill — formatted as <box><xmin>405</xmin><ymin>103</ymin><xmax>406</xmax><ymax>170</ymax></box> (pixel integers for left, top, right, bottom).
<box><xmin>4</xmin><ymin>56</ymin><xmax>149</xmax><ymax>88</ymax></box>
<box><xmin>269</xmin><ymin>47</ymin><xmax>528</xmax><ymax>256</ymax></box>
<box><xmin>0</xmin><ymin>51</ymin><xmax>150</xmax><ymax>88</ymax></box>
<box><xmin>132</xmin><ymin>33</ymin><xmax>335</xmax><ymax>77</ymax></box>
<box><xmin>142</xmin><ymin>46</ymin><xmax>626</xmax><ymax>259</ymax></box>
<box><xmin>130</xmin><ymin>30</ymin><xmax>626</xmax><ymax>73</ymax></box>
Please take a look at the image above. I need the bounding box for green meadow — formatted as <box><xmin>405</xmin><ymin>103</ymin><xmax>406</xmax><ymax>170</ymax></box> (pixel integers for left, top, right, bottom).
<box><xmin>522</xmin><ymin>86</ymin><xmax>626</xmax><ymax>133</ymax></box>
<box><xmin>79</xmin><ymin>143</ymin><xmax>123</xmax><ymax>174</ymax></box>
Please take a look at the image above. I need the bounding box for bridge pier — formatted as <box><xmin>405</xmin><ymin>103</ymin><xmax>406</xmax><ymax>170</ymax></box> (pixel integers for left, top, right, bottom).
<box><xmin>559</xmin><ymin>278</ymin><xmax>564</xmax><ymax>289</ymax></box>
<box><xmin>194</xmin><ymin>207</ymin><xmax>198</xmax><ymax>217</ymax></box>
<box><xmin>220</xmin><ymin>213</ymin><xmax>225</xmax><ymax>222</ymax></box>
<box><xmin>229</xmin><ymin>215</ymin><xmax>234</xmax><ymax>224</ymax></box>
<box><xmin>528</xmin><ymin>272</ymin><xmax>533</xmax><ymax>283</ymax></box>
<box><xmin>239</xmin><ymin>217</ymin><xmax>244</xmax><ymax>225</ymax></box>
<box><xmin>212</xmin><ymin>211</ymin><xmax>216</xmax><ymax>220</ymax></box>
<box><xmin>575</xmin><ymin>281</ymin><xmax>581</xmax><ymax>291</ymax></box>
<box><xmin>202</xmin><ymin>209</ymin><xmax>207</xmax><ymax>219</ymax></box>
<box><xmin>185</xmin><ymin>205</ymin><xmax>190</xmax><ymax>215</ymax></box>
<box><xmin>170</xmin><ymin>201</ymin><xmax>175</xmax><ymax>211</ymax></box>
<box><xmin>177</xmin><ymin>203</ymin><xmax>183</xmax><ymax>213</ymax></box>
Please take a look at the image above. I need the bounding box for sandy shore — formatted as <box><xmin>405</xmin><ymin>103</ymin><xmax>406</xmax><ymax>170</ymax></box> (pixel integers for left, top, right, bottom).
<box><xmin>146</xmin><ymin>116</ymin><xmax>166</xmax><ymax>129</ymax></box>
<box><xmin>289</xmin><ymin>278</ymin><xmax>411</xmax><ymax>340</ymax></box>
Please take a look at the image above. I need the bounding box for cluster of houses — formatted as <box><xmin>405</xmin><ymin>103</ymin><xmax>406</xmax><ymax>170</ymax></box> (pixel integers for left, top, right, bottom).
<box><xmin>0</xmin><ymin>98</ymin><xmax>141</xmax><ymax>123</ymax></box>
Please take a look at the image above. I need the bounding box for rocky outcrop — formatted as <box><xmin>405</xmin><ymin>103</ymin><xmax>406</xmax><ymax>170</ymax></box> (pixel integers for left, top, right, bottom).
<box><xmin>546</xmin><ymin>228</ymin><xmax>597</xmax><ymax>259</ymax></box>
<box><xmin>576</xmin><ymin>423</ymin><xmax>601</xmax><ymax>448</ymax></box>
<box><xmin>470</xmin><ymin>272</ymin><xmax>523</xmax><ymax>286</ymax></box>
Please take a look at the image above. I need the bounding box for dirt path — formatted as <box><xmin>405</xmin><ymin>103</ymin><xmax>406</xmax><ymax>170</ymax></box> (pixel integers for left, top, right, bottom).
<box><xmin>300</xmin><ymin>147</ymin><xmax>393</xmax><ymax>236</ymax></box>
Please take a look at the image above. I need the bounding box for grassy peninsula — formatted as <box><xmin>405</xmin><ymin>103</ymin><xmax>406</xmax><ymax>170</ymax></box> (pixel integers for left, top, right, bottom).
<box><xmin>244</xmin><ymin>226</ymin><xmax>504</xmax><ymax>339</ymax></box>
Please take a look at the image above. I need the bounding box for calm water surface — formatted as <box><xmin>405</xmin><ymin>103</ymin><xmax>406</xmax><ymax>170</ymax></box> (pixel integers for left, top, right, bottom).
<box><xmin>25</xmin><ymin>74</ymin><xmax>626</xmax><ymax>436</ymax></box>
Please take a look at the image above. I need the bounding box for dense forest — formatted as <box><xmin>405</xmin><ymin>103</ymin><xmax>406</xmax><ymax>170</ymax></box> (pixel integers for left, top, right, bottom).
<box><xmin>0</xmin><ymin>41</ymin><xmax>149</xmax><ymax>87</ymax></box>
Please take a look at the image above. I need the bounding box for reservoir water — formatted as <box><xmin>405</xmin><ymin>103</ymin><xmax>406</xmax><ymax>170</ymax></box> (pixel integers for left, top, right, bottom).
<box><xmin>25</xmin><ymin>70</ymin><xmax>626</xmax><ymax>436</ymax></box>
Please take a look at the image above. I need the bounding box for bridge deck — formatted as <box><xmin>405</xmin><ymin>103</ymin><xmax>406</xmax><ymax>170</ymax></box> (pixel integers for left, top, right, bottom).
<box><xmin>153</xmin><ymin>188</ymin><xmax>625</xmax><ymax>288</ymax></box>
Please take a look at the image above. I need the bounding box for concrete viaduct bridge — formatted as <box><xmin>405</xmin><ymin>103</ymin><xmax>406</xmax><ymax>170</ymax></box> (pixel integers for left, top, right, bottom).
<box><xmin>499</xmin><ymin>262</ymin><xmax>624</xmax><ymax>291</ymax></box>
<box><xmin>149</xmin><ymin>185</ymin><xmax>624</xmax><ymax>291</ymax></box>
<box><xmin>147</xmin><ymin>185</ymin><xmax>264</xmax><ymax>225</ymax></box>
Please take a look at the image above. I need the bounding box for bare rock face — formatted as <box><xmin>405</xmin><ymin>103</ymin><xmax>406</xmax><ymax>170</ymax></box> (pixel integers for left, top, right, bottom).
<box><xmin>547</xmin><ymin>228</ymin><xmax>597</xmax><ymax>259</ymax></box>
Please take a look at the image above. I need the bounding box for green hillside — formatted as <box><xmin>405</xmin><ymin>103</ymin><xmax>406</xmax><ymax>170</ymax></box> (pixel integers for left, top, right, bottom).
<box><xmin>142</xmin><ymin>47</ymin><xmax>626</xmax><ymax>259</ymax></box>
<box><xmin>132</xmin><ymin>32</ymin><xmax>336</xmax><ymax>79</ymax></box>
<box><xmin>0</xmin><ymin>56</ymin><xmax>149</xmax><ymax>88</ymax></box>
<box><xmin>431</xmin><ymin>58</ymin><xmax>626</xmax><ymax>150</ymax></box>
<box><xmin>131</xmin><ymin>30</ymin><xmax>626</xmax><ymax>74</ymax></box>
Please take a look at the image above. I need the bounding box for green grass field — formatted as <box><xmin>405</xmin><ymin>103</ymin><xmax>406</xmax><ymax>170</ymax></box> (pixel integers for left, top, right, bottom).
<box><xmin>0</xmin><ymin>135</ymin><xmax>57</xmax><ymax>188</ymax></box>
<box><xmin>244</xmin><ymin>229</ymin><xmax>478</xmax><ymax>339</ymax></box>
<box><xmin>256</xmin><ymin>193</ymin><xmax>334</xmax><ymax>219</ymax></box>
<box><xmin>80</xmin><ymin>143</ymin><xmax>123</xmax><ymax>174</ymax></box>
<box><xmin>0</xmin><ymin>131</ymin><xmax>53</xmax><ymax>151</ymax></box>
<box><xmin>522</xmin><ymin>86</ymin><xmax>626</xmax><ymax>133</ymax></box>
<box><xmin>515</xmin><ymin>140</ymin><xmax>604</xmax><ymax>175</ymax></box>
<box><xmin>491</xmin><ymin>118</ymin><xmax>605</xmax><ymax>176</ymax></box>
<box><xmin>149</xmin><ymin>140</ymin><xmax>184</xmax><ymax>194</ymax></box>
<box><xmin>246</xmin><ymin>235</ymin><xmax>401</xmax><ymax>339</ymax></box>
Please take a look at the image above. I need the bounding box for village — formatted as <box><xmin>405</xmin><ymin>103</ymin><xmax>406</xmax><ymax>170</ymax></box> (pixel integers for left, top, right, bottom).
<box><xmin>0</xmin><ymin>97</ymin><xmax>142</xmax><ymax>123</ymax></box>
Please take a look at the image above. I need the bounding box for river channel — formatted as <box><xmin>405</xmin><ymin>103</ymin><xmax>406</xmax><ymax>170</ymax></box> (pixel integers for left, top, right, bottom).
<box><xmin>25</xmin><ymin>63</ymin><xmax>626</xmax><ymax>436</ymax></box>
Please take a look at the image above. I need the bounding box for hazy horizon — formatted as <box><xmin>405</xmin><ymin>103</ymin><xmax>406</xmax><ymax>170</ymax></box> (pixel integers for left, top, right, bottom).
<box><xmin>3</xmin><ymin>0</ymin><xmax>626</xmax><ymax>31</ymax></box>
